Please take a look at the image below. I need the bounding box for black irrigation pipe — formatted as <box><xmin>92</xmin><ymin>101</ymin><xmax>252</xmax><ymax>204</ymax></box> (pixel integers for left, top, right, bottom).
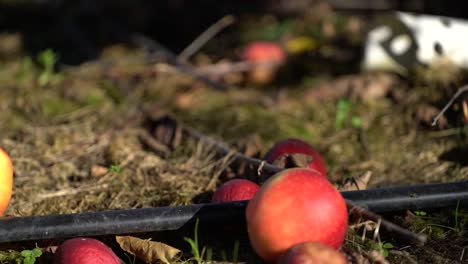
<box><xmin>0</xmin><ymin>180</ymin><xmax>467</xmax><ymax>243</ymax></box>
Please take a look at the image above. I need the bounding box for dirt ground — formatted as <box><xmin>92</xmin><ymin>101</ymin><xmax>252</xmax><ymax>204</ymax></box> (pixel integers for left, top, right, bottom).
<box><xmin>0</xmin><ymin>4</ymin><xmax>467</xmax><ymax>264</ymax></box>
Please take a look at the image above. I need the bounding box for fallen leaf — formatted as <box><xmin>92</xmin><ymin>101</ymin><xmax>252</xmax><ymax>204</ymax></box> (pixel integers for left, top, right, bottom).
<box><xmin>285</xmin><ymin>36</ymin><xmax>318</xmax><ymax>54</ymax></box>
<box><xmin>339</xmin><ymin>171</ymin><xmax>372</xmax><ymax>191</ymax></box>
<box><xmin>90</xmin><ymin>165</ymin><xmax>108</xmax><ymax>178</ymax></box>
<box><xmin>289</xmin><ymin>153</ymin><xmax>313</xmax><ymax>168</ymax></box>
<box><xmin>146</xmin><ymin>114</ymin><xmax>178</xmax><ymax>148</ymax></box>
<box><xmin>43</xmin><ymin>245</ymin><xmax>58</xmax><ymax>254</ymax></box>
<box><xmin>116</xmin><ymin>236</ymin><xmax>181</xmax><ymax>264</ymax></box>
<box><xmin>269</xmin><ymin>153</ymin><xmax>313</xmax><ymax>169</ymax></box>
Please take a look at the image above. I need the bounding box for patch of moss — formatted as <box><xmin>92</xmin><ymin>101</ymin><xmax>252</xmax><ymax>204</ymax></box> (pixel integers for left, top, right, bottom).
<box><xmin>41</xmin><ymin>97</ymin><xmax>80</xmax><ymax>117</ymax></box>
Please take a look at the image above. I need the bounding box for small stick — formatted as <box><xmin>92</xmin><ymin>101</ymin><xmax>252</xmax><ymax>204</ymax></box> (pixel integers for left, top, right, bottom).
<box><xmin>194</xmin><ymin>60</ymin><xmax>281</xmax><ymax>75</ymax></box>
<box><xmin>178</xmin><ymin>15</ymin><xmax>236</xmax><ymax>62</ymax></box>
<box><xmin>131</xmin><ymin>34</ymin><xmax>231</xmax><ymax>90</ymax></box>
<box><xmin>158</xmin><ymin>116</ymin><xmax>427</xmax><ymax>246</ymax></box>
<box><xmin>38</xmin><ymin>184</ymin><xmax>109</xmax><ymax>200</ymax></box>
<box><xmin>137</xmin><ymin>129</ymin><xmax>171</xmax><ymax>156</ymax></box>
<box><xmin>432</xmin><ymin>84</ymin><xmax>468</xmax><ymax>126</ymax></box>
<box><xmin>182</xmin><ymin>126</ymin><xmax>281</xmax><ymax>180</ymax></box>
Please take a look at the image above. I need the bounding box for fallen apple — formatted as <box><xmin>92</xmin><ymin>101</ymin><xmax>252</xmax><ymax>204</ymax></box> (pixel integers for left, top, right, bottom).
<box><xmin>264</xmin><ymin>138</ymin><xmax>327</xmax><ymax>177</ymax></box>
<box><xmin>278</xmin><ymin>241</ymin><xmax>348</xmax><ymax>264</ymax></box>
<box><xmin>246</xmin><ymin>168</ymin><xmax>348</xmax><ymax>262</ymax></box>
<box><xmin>241</xmin><ymin>41</ymin><xmax>285</xmax><ymax>85</ymax></box>
<box><xmin>211</xmin><ymin>179</ymin><xmax>260</xmax><ymax>203</ymax></box>
<box><xmin>0</xmin><ymin>147</ymin><xmax>13</xmax><ymax>216</ymax></box>
<box><xmin>54</xmin><ymin>237</ymin><xmax>121</xmax><ymax>264</ymax></box>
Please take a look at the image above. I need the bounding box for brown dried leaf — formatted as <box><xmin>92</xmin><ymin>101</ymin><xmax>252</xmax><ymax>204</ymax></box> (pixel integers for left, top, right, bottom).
<box><xmin>90</xmin><ymin>164</ymin><xmax>108</xmax><ymax>178</ymax></box>
<box><xmin>404</xmin><ymin>210</ymin><xmax>417</xmax><ymax>224</ymax></box>
<box><xmin>148</xmin><ymin>114</ymin><xmax>178</xmax><ymax>148</ymax></box>
<box><xmin>271</xmin><ymin>155</ymin><xmax>288</xmax><ymax>168</ymax></box>
<box><xmin>339</xmin><ymin>171</ymin><xmax>372</xmax><ymax>191</ymax></box>
<box><xmin>43</xmin><ymin>245</ymin><xmax>58</xmax><ymax>254</ymax></box>
<box><xmin>289</xmin><ymin>153</ymin><xmax>313</xmax><ymax>168</ymax></box>
<box><xmin>116</xmin><ymin>236</ymin><xmax>181</xmax><ymax>264</ymax></box>
<box><xmin>270</xmin><ymin>154</ymin><xmax>313</xmax><ymax>169</ymax></box>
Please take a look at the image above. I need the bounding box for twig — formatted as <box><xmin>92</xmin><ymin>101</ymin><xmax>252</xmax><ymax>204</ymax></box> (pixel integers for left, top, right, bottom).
<box><xmin>181</xmin><ymin>125</ymin><xmax>282</xmax><ymax>181</ymax></box>
<box><xmin>149</xmin><ymin>115</ymin><xmax>427</xmax><ymax>246</ymax></box>
<box><xmin>178</xmin><ymin>15</ymin><xmax>236</xmax><ymax>62</ymax></box>
<box><xmin>137</xmin><ymin>129</ymin><xmax>171</xmax><ymax>156</ymax></box>
<box><xmin>38</xmin><ymin>184</ymin><xmax>109</xmax><ymax>200</ymax></box>
<box><xmin>461</xmin><ymin>245</ymin><xmax>467</xmax><ymax>262</ymax></box>
<box><xmin>432</xmin><ymin>84</ymin><xmax>468</xmax><ymax>126</ymax></box>
<box><xmin>194</xmin><ymin>60</ymin><xmax>281</xmax><ymax>75</ymax></box>
<box><xmin>131</xmin><ymin>34</ymin><xmax>231</xmax><ymax>90</ymax></box>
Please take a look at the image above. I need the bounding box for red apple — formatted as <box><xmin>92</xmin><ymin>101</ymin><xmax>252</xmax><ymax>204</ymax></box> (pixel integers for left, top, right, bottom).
<box><xmin>264</xmin><ymin>138</ymin><xmax>327</xmax><ymax>177</ymax></box>
<box><xmin>241</xmin><ymin>41</ymin><xmax>285</xmax><ymax>85</ymax></box>
<box><xmin>54</xmin><ymin>237</ymin><xmax>121</xmax><ymax>264</ymax></box>
<box><xmin>246</xmin><ymin>168</ymin><xmax>348</xmax><ymax>262</ymax></box>
<box><xmin>211</xmin><ymin>179</ymin><xmax>260</xmax><ymax>203</ymax></box>
<box><xmin>278</xmin><ymin>241</ymin><xmax>348</xmax><ymax>264</ymax></box>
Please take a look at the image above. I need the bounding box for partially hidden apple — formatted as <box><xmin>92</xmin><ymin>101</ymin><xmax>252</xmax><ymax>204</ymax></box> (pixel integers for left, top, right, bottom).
<box><xmin>278</xmin><ymin>241</ymin><xmax>348</xmax><ymax>264</ymax></box>
<box><xmin>211</xmin><ymin>179</ymin><xmax>260</xmax><ymax>203</ymax></box>
<box><xmin>0</xmin><ymin>147</ymin><xmax>13</xmax><ymax>216</ymax></box>
<box><xmin>241</xmin><ymin>41</ymin><xmax>285</xmax><ymax>85</ymax></box>
<box><xmin>264</xmin><ymin>138</ymin><xmax>327</xmax><ymax>177</ymax></box>
<box><xmin>246</xmin><ymin>168</ymin><xmax>348</xmax><ymax>262</ymax></box>
<box><xmin>54</xmin><ymin>237</ymin><xmax>121</xmax><ymax>264</ymax></box>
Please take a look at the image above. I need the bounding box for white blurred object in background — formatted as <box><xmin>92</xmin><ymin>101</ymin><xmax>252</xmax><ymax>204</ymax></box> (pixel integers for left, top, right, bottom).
<box><xmin>362</xmin><ymin>12</ymin><xmax>468</xmax><ymax>73</ymax></box>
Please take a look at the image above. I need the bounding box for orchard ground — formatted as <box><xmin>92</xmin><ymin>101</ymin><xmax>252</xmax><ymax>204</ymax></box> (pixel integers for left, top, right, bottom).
<box><xmin>0</xmin><ymin>7</ymin><xmax>467</xmax><ymax>264</ymax></box>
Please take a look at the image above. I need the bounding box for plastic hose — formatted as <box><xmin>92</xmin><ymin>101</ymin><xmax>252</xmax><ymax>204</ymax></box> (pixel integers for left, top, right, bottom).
<box><xmin>0</xmin><ymin>180</ymin><xmax>466</xmax><ymax>243</ymax></box>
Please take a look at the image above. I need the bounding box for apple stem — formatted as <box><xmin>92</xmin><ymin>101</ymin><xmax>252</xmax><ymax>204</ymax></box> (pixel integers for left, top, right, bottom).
<box><xmin>146</xmin><ymin>114</ymin><xmax>428</xmax><ymax>246</ymax></box>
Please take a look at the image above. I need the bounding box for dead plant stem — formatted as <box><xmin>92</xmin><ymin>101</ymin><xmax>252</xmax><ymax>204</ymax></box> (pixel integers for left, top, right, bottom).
<box><xmin>432</xmin><ymin>84</ymin><xmax>468</xmax><ymax>126</ymax></box>
<box><xmin>178</xmin><ymin>15</ymin><xmax>235</xmax><ymax>62</ymax></box>
<box><xmin>132</xmin><ymin>34</ymin><xmax>231</xmax><ymax>90</ymax></box>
